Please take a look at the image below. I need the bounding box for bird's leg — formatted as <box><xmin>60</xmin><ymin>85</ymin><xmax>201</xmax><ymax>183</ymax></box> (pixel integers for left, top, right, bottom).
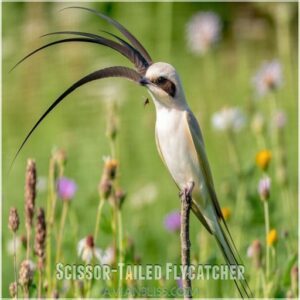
<box><xmin>179</xmin><ymin>181</ymin><xmax>195</xmax><ymax>198</ymax></box>
<box><xmin>180</xmin><ymin>181</ymin><xmax>194</xmax><ymax>299</ymax></box>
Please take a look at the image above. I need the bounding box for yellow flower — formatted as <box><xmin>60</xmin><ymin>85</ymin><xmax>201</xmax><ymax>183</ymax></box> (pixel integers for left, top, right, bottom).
<box><xmin>221</xmin><ymin>207</ymin><xmax>231</xmax><ymax>221</ymax></box>
<box><xmin>267</xmin><ymin>229</ymin><xmax>278</xmax><ymax>246</ymax></box>
<box><xmin>256</xmin><ymin>150</ymin><xmax>272</xmax><ymax>170</ymax></box>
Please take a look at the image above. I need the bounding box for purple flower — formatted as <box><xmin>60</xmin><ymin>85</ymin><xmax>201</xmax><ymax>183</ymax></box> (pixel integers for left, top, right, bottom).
<box><xmin>252</xmin><ymin>60</ymin><xmax>283</xmax><ymax>97</ymax></box>
<box><xmin>258</xmin><ymin>176</ymin><xmax>271</xmax><ymax>201</ymax></box>
<box><xmin>57</xmin><ymin>177</ymin><xmax>77</xmax><ymax>201</ymax></box>
<box><xmin>164</xmin><ymin>211</ymin><xmax>181</xmax><ymax>232</ymax></box>
<box><xmin>273</xmin><ymin>110</ymin><xmax>287</xmax><ymax>129</ymax></box>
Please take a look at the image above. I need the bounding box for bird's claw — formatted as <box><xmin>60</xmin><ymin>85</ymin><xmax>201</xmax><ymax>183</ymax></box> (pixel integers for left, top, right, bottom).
<box><xmin>179</xmin><ymin>181</ymin><xmax>195</xmax><ymax>198</ymax></box>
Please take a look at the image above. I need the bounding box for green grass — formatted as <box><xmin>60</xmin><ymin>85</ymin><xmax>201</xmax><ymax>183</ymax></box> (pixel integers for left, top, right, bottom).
<box><xmin>2</xmin><ymin>2</ymin><xmax>298</xmax><ymax>298</ymax></box>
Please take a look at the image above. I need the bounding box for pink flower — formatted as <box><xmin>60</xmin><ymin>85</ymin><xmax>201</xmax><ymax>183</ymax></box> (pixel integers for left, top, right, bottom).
<box><xmin>186</xmin><ymin>11</ymin><xmax>222</xmax><ymax>55</ymax></box>
<box><xmin>57</xmin><ymin>177</ymin><xmax>77</xmax><ymax>201</ymax></box>
<box><xmin>164</xmin><ymin>211</ymin><xmax>181</xmax><ymax>232</ymax></box>
<box><xmin>258</xmin><ymin>176</ymin><xmax>271</xmax><ymax>201</ymax></box>
<box><xmin>252</xmin><ymin>60</ymin><xmax>283</xmax><ymax>97</ymax></box>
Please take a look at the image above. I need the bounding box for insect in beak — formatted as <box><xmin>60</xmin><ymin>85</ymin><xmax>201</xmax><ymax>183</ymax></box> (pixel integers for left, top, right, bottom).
<box><xmin>144</xmin><ymin>97</ymin><xmax>150</xmax><ymax>107</ymax></box>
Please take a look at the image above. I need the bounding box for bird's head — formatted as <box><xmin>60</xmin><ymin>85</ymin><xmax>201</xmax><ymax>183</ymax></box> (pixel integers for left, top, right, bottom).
<box><xmin>140</xmin><ymin>62</ymin><xmax>187</xmax><ymax>109</ymax></box>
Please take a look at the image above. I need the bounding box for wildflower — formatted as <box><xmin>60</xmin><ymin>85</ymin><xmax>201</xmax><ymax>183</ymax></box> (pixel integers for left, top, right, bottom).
<box><xmin>221</xmin><ymin>207</ymin><xmax>231</xmax><ymax>221</ymax></box>
<box><xmin>7</xmin><ymin>236</ymin><xmax>21</xmax><ymax>256</ymax></box>
<box><xmin>34</xmin><ymin>208</ymin><xmax>46</xmax><ymax>269</ymax></box>
<box><xmin>57</xmin><ymin>177</ymin><xmax>77</xmax><ymax>201</ymax></box>
<box><xmin>9</xmin><ymin>282</ymin><xmax>17</xmax><ymax>298</ymax></box>
<box><xmin>19</xmin><ymin>260</ymin><xmax>35</xmax><ymax>288</ymax></box>
<box><xmin>258</xmin><ymin>176</ymin><xmax>271</xmax><ymax>201</ymax></box>
<box><xmin>52</xmin><ymin>290</ymin><xmax>59</xmax><ymax>298</ymax></box>
<box><xmin>164</xmin><ymin>211</ymin><xmax>181</xmax><ymax>232</ymax></box>
<box><xmin>77</xmin><ymin>235</ymin><xmax>102</xmax><ymax>263</ymax></box>
<box><xmin>251</xmin><ymin>113</ymin><xmax>265</xmax><ymax>134</ymax></box>
<box><xmin>247</xmin><ymin>239</ymin><xmax>262</xmax><ymax>268</ymax></box>
<box><xmin>273</xmin><ymin>110</ymin><xmax>287</xmax><ymax>129</ymax></box>
<box><xmin>98</xmin><ymin>177</ymin><xmax>112</xmax><ymax>200</ymax></box>
<box><xmin>186</xmin><ymin>11</ymin><xmax>221</xmax><ymax>55</ymax></box>
<box><xmin>256</xmin><ymin>150</ymin><xmax>272</xmax><ymax>170</ymax></box>
<box><xmin>103</xmin><ymin>157</ymin><xmax>118</xmax><ymax>180</ymax></box>
<box><xmin>252</xmin><ymin>60</ymin><xmax>283</xmax><ymax>97</ymax></box>
<box><xmin>8</xmin><ymin>207</ymin><xmax>20</xmax><ymax>233</ymax></box>
<box><xmin>212</xmin><ymin>107</ymin><xmax>246</xmax><ymax>132</ymax></box>
<box><xmin>114</xmin><ymin>187</ymin><xmax>126</xmax><ymax>209</ymax></box>
<box><xmin>25</xmin><ymin>159</ymin><xmax>37</xmax><ymax>228</ymax></box>
<box><xmin>267</xmin><ymin>229</ymin><xmax>278</xmax><ymax>246</ymax></box>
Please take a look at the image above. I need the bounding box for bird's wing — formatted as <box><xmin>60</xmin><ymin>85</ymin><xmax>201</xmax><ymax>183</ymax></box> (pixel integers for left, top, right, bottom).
<box><xmin>183</xmin><ymin>110</ymin><xmax>223</xmax><ymax>219</ymax></box>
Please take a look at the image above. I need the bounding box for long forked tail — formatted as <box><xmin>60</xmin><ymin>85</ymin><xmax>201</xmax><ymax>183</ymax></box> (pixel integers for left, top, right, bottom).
<box><xmin>213</xmin><ymin>219</ymin><xmax>253</xmax><ymax>298</ymax></box>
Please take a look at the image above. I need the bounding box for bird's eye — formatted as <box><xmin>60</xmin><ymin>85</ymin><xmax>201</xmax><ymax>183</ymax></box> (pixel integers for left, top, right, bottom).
<box><xmin>156</xmin><ymin>76</ymin><xmax>166</xmax><ymax>84</ymax></box>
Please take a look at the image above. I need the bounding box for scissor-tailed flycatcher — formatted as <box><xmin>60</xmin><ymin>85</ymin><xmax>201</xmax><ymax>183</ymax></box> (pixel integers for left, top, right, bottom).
<box><xmin>12</xmin><ymin>7</ymin><xmax>251</xmax><ymax>297</ymax></box>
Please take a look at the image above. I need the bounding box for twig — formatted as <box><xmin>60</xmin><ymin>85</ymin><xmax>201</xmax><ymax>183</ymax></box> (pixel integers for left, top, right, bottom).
<box><xmin>180</xmin><ymin>181</ymin><xmax>194</xmax><ymax>299</ymax></box>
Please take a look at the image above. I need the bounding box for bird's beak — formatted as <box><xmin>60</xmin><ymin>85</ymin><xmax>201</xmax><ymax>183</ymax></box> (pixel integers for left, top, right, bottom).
<box><xmin>139</xmin><ymin>77</ymin><xmax>151</xmax><ymax>86</ymax></box>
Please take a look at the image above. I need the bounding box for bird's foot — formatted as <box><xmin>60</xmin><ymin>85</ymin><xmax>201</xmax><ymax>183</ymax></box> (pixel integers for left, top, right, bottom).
<box><xmin>179</xmin><ymin>181</ymin><xmax>195</xmax><ymax>199</ymax></box>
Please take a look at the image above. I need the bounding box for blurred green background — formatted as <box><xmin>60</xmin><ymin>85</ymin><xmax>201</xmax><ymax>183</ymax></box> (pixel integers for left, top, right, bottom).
<box><xmin>2</xmin><ymin>2</ymin><xmax>298</xmax><ymax>298</ymax></box>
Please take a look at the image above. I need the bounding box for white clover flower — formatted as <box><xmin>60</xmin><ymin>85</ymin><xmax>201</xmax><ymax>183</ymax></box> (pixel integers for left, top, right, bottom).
<box><xmin>77</xmin><ymin>235</ymin><xmax>102</xmax><ymax>264</ymax></box>
<box><xmin>212</xmin><ymin>107</ymin><xmax>246</xmax><ymax>132</ymax></box>
<box><xmin>186</xmin><ymin>11</ymin><xmax>222</xmax><ymax>55</ymax></box>
<box><xmin>252</xmin><ymin>60</ymin><xmax>283</xmax><ymax>97</ymax></box>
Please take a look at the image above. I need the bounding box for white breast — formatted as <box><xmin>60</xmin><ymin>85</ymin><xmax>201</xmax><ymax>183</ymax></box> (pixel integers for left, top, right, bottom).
<box><xmin>155</xmin><ymin>107</ymin><xmax>200</xmax><ymax>189</ymax></box>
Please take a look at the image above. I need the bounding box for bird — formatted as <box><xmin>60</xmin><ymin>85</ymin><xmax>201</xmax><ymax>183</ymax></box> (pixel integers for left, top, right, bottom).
<box><xmin>11</xmin><ymin>6</ymin><xmax>252</xmax><ymax>297</ymax></box>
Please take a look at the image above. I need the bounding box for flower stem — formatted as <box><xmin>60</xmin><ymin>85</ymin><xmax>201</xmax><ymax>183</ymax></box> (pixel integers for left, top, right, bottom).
<box><xmin>94</xmin><ymin>198</ymin><xmax>105</xmax><ymax>245</ymax></box>
<box><xmin>117</xmin><ymin>208</ymin><xmax>123</xmax><ymax>298</ymax></box>
<box><xmin>226</xmin><ymin>131</ymin><xmax>242</xmax><ymax>176</ymax></box>
<box><xmin>26</xmin><ymin>224</ymin><xmax>31</xmax><ymax>260</ymax></box>
<box><xmin>38</xmin><ymin>269</ymin><xmax>42</xmax><ymax>298</ymax></box>
<box><xmin>46</xmin><ymin>158</ymin><xmax>56</xmax><ymax>295</ymax></box>
<box><xmin>55</xmin><ymin>201</ymin><xmax>69</xmax><ymax>264</ymax></box>
<box><xmin>13</xmin><ymin>232</ymin><xmax>18</xmax><ymax>299</ymax></box>
<box><xmin>263</xmin><ymin>201</ymin><xmax>270</xmax><ymax>279</ymax></box>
